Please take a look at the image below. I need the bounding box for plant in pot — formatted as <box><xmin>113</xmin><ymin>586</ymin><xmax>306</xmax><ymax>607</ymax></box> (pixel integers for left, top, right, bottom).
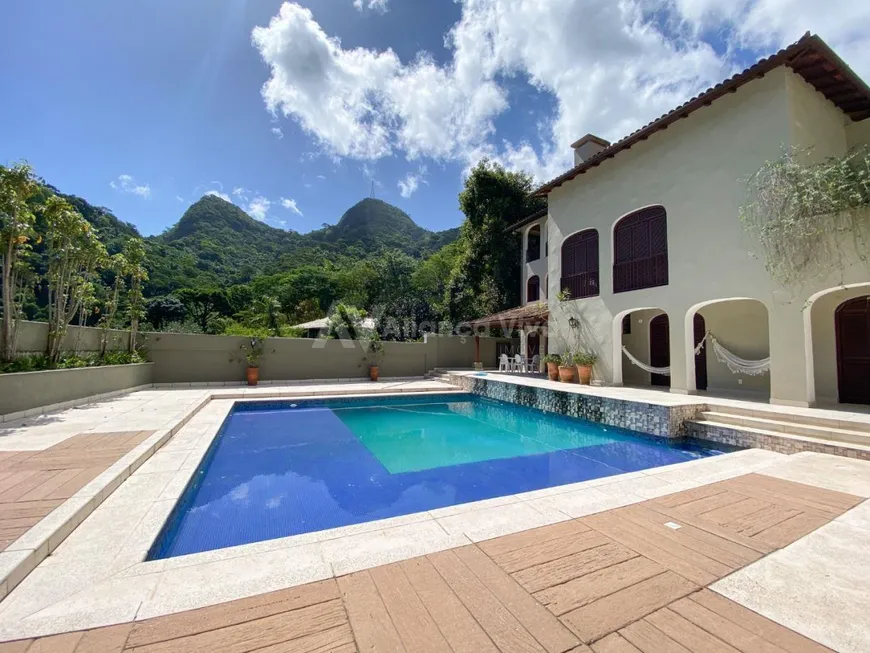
<box><xmin>240</xmin><ymin>337</ymin><xmax>265</xmax><ymax>386</ymax></box>
<box><xmin>363</xmin><ymin>335</ymin><xmax>385</xmax><ymax>381</ymax></box>
<box><xmin>557</xmin><ymin>350</ymin><xmax>577</xmax><ymax>383</ymax></box>
<box><xmin>574</xmin><ymin>350</ymin><xmax>598</xmax><ymax>385</ymax></box>
<box><xmin>542</xmin><ymin>354</ymin><xmax>561</xmax><ymax>381</ymax></box>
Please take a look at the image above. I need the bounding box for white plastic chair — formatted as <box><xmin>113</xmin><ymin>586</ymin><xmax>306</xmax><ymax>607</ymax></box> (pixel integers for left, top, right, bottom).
<box><xmin>530</xmin><ymin>354</ymin><xmax>540</xmax><ymax>373</ymax></box>
<box><xmin>498</xmin><ymin>354</ymin><xmax>510</xmax><ymax>372</ymax></box>
<box><xmin>514</xmin><ymin>354</ymin><xmax>526</xmax><ymax>373</ymax></box>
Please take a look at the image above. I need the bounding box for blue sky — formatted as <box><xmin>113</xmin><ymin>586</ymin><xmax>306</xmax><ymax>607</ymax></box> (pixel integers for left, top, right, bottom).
<box><xmin>1</xmin><ymin>0</ymin><xmax>867</xmax><ymax>237</ymax></box>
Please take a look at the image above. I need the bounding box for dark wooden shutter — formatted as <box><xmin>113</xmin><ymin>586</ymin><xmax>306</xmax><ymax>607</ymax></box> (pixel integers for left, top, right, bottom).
<box><xmin>527</xmin><ymin>276</ymin><xmax>540</xmax><ymax>302</ymax></box>
<box><xmin>694</xmin><ymin>313</ymin><xmax>708</xmax><ymax>391</ymax></box>
<box><xmin>560</xmin><ymin>230</ymin><xmax>599</xmax><ymax>298</ymax></box>
<box><xmin>613</xmin><ymin>206</ymin><xmax>668</xmax><ymax>292</ymax></box>
<box><xmin>836</xmin><ymin>296</ymin><xmax>870</xmax><ymax>405</ymax></box>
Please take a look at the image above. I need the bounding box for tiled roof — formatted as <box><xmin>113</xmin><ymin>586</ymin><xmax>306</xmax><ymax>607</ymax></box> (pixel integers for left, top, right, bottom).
<box><xmin>533</xmin><ymin>33</ymin><xmax>870</xmax><ymax>196</ymax></box>
<box><xmin>469</xmin><ymin>302</ymin><xmax>549</xmax><ymax>328</ymax></box>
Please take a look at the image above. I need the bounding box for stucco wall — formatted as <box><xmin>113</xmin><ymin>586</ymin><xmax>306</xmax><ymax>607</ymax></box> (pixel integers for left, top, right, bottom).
<box><xmin>846</xmin><ymin>118</ymin><xmax>870</xmax><ymax>148</ymax></box>
<box><xmin>544</xmin><ymin>66</ymin><xmax>869</xmax><ymax>406</ymax></box>
<box><xmin>698</xmin><ymin>300</ymin><xmax>770</xmax><ymax>398</ymax></box>
<box><xmin>14</xmin><ymin>321</ymin><xmax>129</xmax><ymax>355</ymax></box>
<box><xmin>145</xmin><ymin>331</ymin><xmax>509</xmax><ymax>384</ymax></box>
<box><xmin>620</xmin><ymin>309</ymin><xmax>664</xmax><ymax>387</ymax></box>
<box><xmin>0</xmin><ymin>363</ymin><xmax>154</xmax><ymax>416</ymax></box>
<box><xmin>787</xmin><ymin>69</ymin><xmax>849</xmax><ymax>158</ymax></box>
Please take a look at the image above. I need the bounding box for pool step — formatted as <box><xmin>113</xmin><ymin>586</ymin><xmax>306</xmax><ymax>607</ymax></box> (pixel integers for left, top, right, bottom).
<box><xmin>684</xmin><ymin>415</ymin><xmax>870</xmax><ymax>460</ymax></box>
<box><xmin>705</xmin><ymin>403</ymin><xmax>870</xmax><ymax>434</ymax></box>
<box><xmin>699</xmin><ymin>411</ymin><xmax>870</xmax><ymax>447</ymax></box>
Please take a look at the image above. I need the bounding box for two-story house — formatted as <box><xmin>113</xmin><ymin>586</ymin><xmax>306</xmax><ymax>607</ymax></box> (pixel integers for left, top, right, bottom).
<box><xmin>500</xmin><ymin>33</ymin><xmax>870</xmax><ymax>408</ymax></box>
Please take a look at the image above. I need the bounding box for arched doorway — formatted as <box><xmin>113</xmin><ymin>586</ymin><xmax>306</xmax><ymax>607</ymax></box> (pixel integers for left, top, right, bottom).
<box><xmin>649</xmin><ymin>314</ymin><xmax>669</xmax><ymax>387</ymax></box>
<box><xmin>835</xmin><ymin>295</ymin><xmax>870</xmax><ymax>405</ymax></box>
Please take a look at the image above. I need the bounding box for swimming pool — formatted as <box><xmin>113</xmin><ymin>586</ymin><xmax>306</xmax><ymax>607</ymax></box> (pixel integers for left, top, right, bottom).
<box><xmin>149</xmin><ymin>393</ymin><xmax>737</xmax><ymax>559</ymax></box>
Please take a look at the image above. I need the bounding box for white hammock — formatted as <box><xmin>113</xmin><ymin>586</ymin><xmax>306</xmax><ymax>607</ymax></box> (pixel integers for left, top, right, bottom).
<box><xmin>708</xmin><ymin>334</ymin><xmax>770</xmax><ymax>376</ymax></box>
<box><xmin>622</xmin><ymin>332</ymin><xmax>769</xmax><ymax>378</ymax></box>
<box><xmin>622</xmin><ymin>345</ymin><xmax>671</xmax><ymax>376</ymax></box>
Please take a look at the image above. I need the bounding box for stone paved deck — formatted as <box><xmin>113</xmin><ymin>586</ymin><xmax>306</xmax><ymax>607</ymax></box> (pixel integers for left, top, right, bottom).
<box><xmin>0</xmin><ymin>473</ymin><xmax>860</xmax><ymax>652</ymax></box>
<box><xmin>0</xmin><ymin>432</ymin><xmax>154</xmax><ymax>551</ymax></box>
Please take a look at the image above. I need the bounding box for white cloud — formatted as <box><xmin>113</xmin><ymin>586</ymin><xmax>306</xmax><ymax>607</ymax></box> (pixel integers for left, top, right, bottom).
<box><xmin>280</xmin><ymin>197</ymin><xmax>304</xmax><ymax>216</ymax></box>
<box><xmin>110</xmin><ymin>174</ymin><xmax>151</xmax><ymax>199</ymax></box>
<box><xmin>232</xmin><ymin>187</ymin><xmax>250</xmax><ymax>201</ymax></box>
<box><xmin>271</xmin><ymin>126</ymin><xmax>284</xmax><ymax>139</ymax></box>
<box><xmin>253</xmin><ymin>1</ymin><xmax>870</xmax><ymax>183</ymax></box>
<box><xmin>398</xmin><ymin>165</ymin><xmax>428</xmax><ymax>198</ymax></box>
<box><xmin>316</xmin><ymin>174</ymin><xmax>326</xmax><ymax>180</ymax></box>
<box><xmin>205</xmin><ymin>189</ymin><xmax>232</xmax><ymax>202</ymax></box>
<box><xmin>353</xmin><ymin>0</ymin><xmax>389</xmax><ymax>12</ymax></box>
<box><xmin>247</xmin><ymin>196</ymin><xmax>271</xmax><ymax>221</ymax></box>
<box><xmin>176</xmin><ymin>195</ymin><xmax>185</xmax><ymax>203</ymax></box>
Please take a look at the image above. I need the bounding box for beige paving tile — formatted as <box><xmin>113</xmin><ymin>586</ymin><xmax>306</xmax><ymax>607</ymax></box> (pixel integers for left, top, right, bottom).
<box><xmin>435</xmin><ymin>500</ymin><xmax>569</xmax><ymax>542</ymax></box>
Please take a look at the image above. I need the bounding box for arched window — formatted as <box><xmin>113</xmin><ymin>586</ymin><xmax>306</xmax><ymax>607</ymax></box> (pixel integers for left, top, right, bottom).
<box><xmin>613</xmin><ymin>206</ymin><xmax>668</xmax><ymax>293</ymax></box>
<box><xmin>560</xmin><ymin>229</ymin><xmax>599</xmax><ymax>299</ymax></box>
<box><xmin>526</xmin><ymin>275</ymin><xmax>540</xmax><ymax>302</ymax></box>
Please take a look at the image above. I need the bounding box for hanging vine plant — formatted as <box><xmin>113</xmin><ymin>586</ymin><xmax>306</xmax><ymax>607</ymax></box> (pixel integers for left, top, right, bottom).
<box><xmin>739</xmin><ymin>146</ymin><xmax>870</xmax><ymax>288</ymax></box>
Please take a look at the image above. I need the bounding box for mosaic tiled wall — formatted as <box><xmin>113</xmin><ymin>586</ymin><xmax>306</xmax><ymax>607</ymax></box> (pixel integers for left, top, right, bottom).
<box><xmin>446</xmin><ymin>374</ymin><xmax>701</xmax><ymax>438</ymax></box>
<box><xmin>684</xmin><ymin>421</ymin><xmax>870</xmax><ymax>460</ymax></box>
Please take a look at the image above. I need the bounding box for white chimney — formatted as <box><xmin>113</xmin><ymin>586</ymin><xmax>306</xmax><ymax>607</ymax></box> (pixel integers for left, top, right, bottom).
<box><xmin>571</xmin><ymin>134</ymin><xmax>610</xmax><ymax>166</ymax></box>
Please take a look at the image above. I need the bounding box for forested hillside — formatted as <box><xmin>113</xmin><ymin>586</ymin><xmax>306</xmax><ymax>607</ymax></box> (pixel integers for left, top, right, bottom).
<box><xmin>5</xmin><ymin>160</ymin><xmax>539</xmax><ymax>342</ymax></box>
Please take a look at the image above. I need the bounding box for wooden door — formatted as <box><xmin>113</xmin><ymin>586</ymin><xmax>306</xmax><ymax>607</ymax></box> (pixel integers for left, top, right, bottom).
<box><xmin>649</xmin><ymin>314</ymin><xmax>670</xmax><ymax>387</ymax></box>
<box><xmin>694</xmin><ymin>313</ymin><xmax>708</xmax><ymax>391</ymax></box>
<box><xmin>527</xmin><ymin>332</ymin><xmax>540</xmax><ymax>358</ymax></box>
<box><xmin>836</xmin><ymin>296</ymin><xmax>870</xmax><ymax>405</ymax></box>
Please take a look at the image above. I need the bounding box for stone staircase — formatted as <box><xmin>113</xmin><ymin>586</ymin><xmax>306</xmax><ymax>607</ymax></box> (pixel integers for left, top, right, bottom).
<box><xmin>687</xmin><ymin>403</ymin><xmax>870</xmax><ymax>458</ymax></box>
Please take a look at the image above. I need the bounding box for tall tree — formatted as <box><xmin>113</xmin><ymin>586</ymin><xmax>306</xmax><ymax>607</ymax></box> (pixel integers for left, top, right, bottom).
<box><xmin>448</xmin><ymin>159</ymin><xmax>544</xmax><ymax>322</ymax></box>
<box><xmin>43</xmin><ymin>196</ymin><xmax>107</xmax><ymax>363</ymax></box>
<box><xmin>123</xmin><ymin>238</ymin><xmax>148</xmax><ymax>351</ymax></box>
<box><xmin>177</xmin><ymin>287</ymin><xmax>230</xmax><ymax>333</ymax></box>
<box><xmin>0</xmin><ymin>163</ymin><xmax>39</xmax><ymax>362</ymax></box>
<box><xmin>99</xmin><ymin>253</ymin><xmax>127</xmax><ymax>355</ymax></box>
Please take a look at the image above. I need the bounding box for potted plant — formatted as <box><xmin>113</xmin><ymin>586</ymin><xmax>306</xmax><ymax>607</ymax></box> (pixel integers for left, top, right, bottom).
<box><xmin>558</xmin><ymin>351</ymin><xmax>577</xmax><ymax>383</ymax></box>
<box><xmin>364</xmin><ymin>335</ymin><xmax>385</xmax><ymax>381</ymax></box>
<box><xmin>574</xmin><ymin>351</ymin><xmax>598</xmax><ymax>385</ymax></box>
<box><xmin>240</xmin><ymin>337</ymin><xmax>265</xmax><ymax>386</ymax></box>
<box><xmin>542</xmin><ymin>354</ymin><xmax>560</xmax><ymax>381</ymax></box>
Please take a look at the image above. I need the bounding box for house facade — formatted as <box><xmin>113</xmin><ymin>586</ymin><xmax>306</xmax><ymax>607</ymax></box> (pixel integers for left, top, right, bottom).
<box><xmin>513</xmin><ymin>34</ymin><xmax>870</xmax><ymax>408</ymax></box>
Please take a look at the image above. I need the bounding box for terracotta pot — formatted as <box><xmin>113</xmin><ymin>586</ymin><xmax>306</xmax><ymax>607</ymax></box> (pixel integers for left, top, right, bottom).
<box><xmin>577</xmin><ymin>364</ymin><xmax>593</xmax><ymax>385</ymax></box>
<box><xmin>558</xmin><ymin>365</ymin><xmax>576</xmax><ymax>383</ymax></box>
<box><xmin>369</xmin><ymin>365</ymin><xmax>379</xmax><ymax>381</ymax></box>
<box><xmin>246</xmin><ymin>366</ymin><xmax>259</xmax><ymax>386</ymax></box>
<box><xmin>546</xmin><ymin>361</ymin><xmax>559</xmax><ymax>381</ymax></box>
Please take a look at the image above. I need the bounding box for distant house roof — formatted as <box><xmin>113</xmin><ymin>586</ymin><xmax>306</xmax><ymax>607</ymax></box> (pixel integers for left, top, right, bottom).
<box><xmin>533</xmin><ymin>33</ymin><xmax>870</xmax><ymax>197</ymax></box>
<box><xmin>292</xmin><ymin>317</ymin><xmax>377</xmax><ymax>330</ymax></box>
<box><xmin>507</xmin><ymin>207</ymin><xmax>549</xmax><ymax>233</ymax></box>
<box><xmin>469</xmin><ymin>303</ymin><xmax>549</xmax><ymax>329</ymax></box>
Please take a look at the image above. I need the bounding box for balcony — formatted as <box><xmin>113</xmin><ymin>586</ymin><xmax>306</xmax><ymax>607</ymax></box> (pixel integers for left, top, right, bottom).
<box><xmin>613</xmin><ymin>253</ymin><xmax>668</xmax><ymax>293</ymax></box>
<box><xmin>559</xmin><ymin>271</ymin><xmax>599</xmax><ymax>299</ymax></box>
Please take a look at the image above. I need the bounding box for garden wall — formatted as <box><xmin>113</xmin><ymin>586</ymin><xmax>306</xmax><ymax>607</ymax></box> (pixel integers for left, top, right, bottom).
<box><xmin>146</xmin><ymin>331</ymin><xmax>513</xmax><ymax>384</ymax></box>
<box><xmin>0</xmin><ymin>363</ymin><xmax>154</xmax><ymax>417</ymax></box>
<box><xmin>6</xmin><ymin>321</ymin><xmax>515</xmax><ymax>389</ymax></box>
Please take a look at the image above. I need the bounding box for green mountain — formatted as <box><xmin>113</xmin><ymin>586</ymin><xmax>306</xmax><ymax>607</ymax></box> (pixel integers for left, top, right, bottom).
<box><xmin>43</xmin><ymin>191</ymin><xmax>461</xmax><ymax>296</ymax></box>
<box><xmin>309</xmin><ymin>198</ymin><xmax>460</xmax><ymax>255</ymax></box>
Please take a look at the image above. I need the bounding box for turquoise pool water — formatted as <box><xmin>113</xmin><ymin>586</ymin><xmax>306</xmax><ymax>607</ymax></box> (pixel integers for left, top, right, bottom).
<box><xmin>336</xmin><ymin>400</ymin><xmax>625</xmax><ymax>473</ymax></box>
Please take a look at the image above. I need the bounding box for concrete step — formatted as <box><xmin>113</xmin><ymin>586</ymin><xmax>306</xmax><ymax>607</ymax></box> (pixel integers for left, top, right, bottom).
<box><xmin>691</xmin><ymin>418</ymin><xmax>870</xmax><ymax>458</ymax></box>
<box><xmin>706</xmin><ymin>403</ymin><xmax>870</xmax><ymax>434</ymax></box>
<box><xmin>700</xmin><ymin>411</ymin><xmax>870</xmax><ymax>446</ymax></box>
